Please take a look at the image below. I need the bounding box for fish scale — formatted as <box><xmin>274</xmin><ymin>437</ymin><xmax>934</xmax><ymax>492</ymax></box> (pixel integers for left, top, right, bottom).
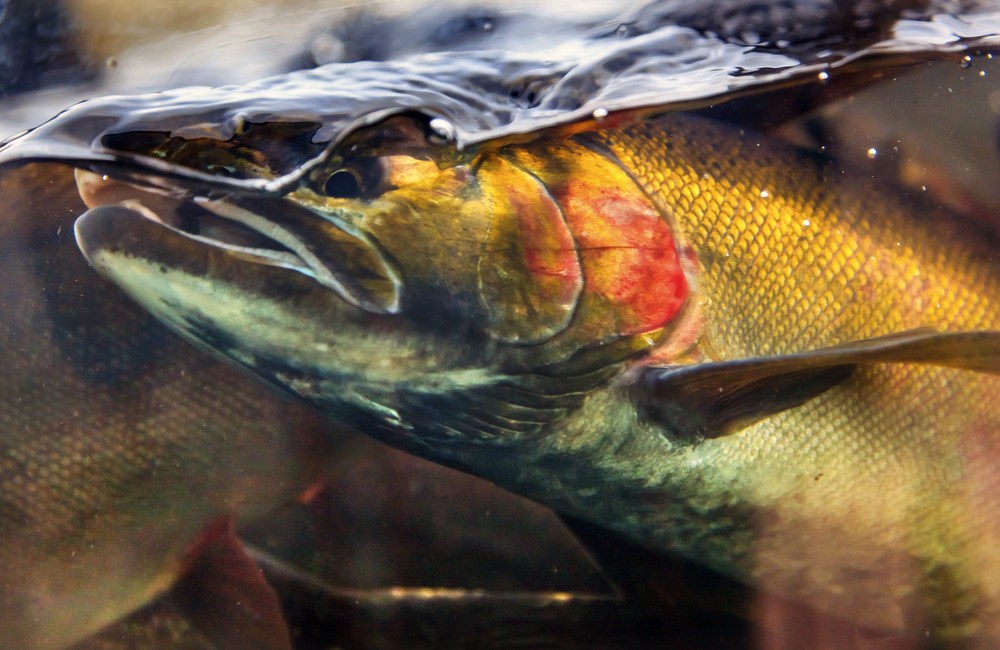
<box><xmin>593</xmin><ymin>114</ymin><xmax>1000</xmax><ymax>634</ymax></box>
<box><xmin>0</xmin><ymin>165</ymin><xmax>340</xmax><ymax>649</ymax></box>
<box><xmin>594</xmin><ymin>116</ymin><xmax>1000</xmax><ymax>348</ymax></box>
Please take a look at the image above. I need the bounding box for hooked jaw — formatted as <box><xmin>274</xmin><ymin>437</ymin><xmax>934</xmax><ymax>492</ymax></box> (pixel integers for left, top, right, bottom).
<box><xmin>73</xmin><ymin>169</ymin><xmax>403</xmax><ymax>315</ymax></box>
<box><xmin>73</xmin><ymin>168</ymin><xmax>405</xmax><ymax>392</ymax></box>
<box><xmin>71</xmin><ymin>167</ymin><xmax>486</xmax><ymax>412</ymax></box>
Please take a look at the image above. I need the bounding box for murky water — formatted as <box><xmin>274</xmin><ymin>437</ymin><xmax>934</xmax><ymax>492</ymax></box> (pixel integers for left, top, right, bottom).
<box><xmin>3</xmin><ymin>1</ymin><xmax>1000</xmax><ymax>648</ymax></box>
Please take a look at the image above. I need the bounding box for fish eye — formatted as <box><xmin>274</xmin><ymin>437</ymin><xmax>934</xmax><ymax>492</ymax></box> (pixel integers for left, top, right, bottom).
<box><xmin>323</xmin><ymin>169</ymin><xmax>362</xmax><ymax>198</ymax></box>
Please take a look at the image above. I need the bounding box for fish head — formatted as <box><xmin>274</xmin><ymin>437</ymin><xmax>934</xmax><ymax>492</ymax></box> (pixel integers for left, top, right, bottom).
<box><xmin>71</xmin><ymin>111</ymin><xmax>692</xmax><ymax>457</ymax></box>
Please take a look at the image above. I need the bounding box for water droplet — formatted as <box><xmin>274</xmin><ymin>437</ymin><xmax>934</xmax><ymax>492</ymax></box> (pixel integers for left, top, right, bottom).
<box><xmin>980</xmin><ymin>70</ymin><xmax>987</xmax><ymax>77</ymax></box>
<box><xmin>592</xmin><ymin>107</ymin><xmax>608</xmax><ymax>121</ymax></box>
<box><xmin>866</xmin><ymin>147</ymin><xmax>878</xmax><ymax>159</ymax></box>
<box><xmin>817</xmin><ymin>71</ymin><xmax>829</xmax><ymax>81</ymax></box>
<box><xmin>960</xmin><ymin>55</ymin><xmax>972</xmax><ymax>69</ymax></box>
<box><xmin>616</xmin><ymin>24</ymin><xmax>629</xmax><ymax>37</ymax></box>
<box><xmin>482</xmin><ymin>20</ymin><xmax>494</xmax><ymax>32</ymax></box>
<box><xmin>427</xmin><ymin>118</ymin><xmax>456</xmax><ymax>145</ymax></box>
<box><xmin>759</xmin><ymin>190</ymin><xmax>770</xmax><ymax>199</ymax></box>
<box><xmin>802</xmin><ymin>219</ymin><xmax>811</xmax><ymax>227</ymax></box>
<box><xmin>101</xmin><ymin>175</ymin><xmax>108</xmax><ymax>181</ymax></box>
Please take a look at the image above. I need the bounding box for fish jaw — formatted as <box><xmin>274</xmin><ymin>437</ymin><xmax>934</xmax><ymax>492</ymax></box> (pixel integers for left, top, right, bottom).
<box><xmin>71</xmin><ymin>200</ymin><xmax>508</xmax><ymax>463</ymax></box>
<box><xmin>74</xmin><ymin>204</ymin><xmax>393</xmax><ymax>387</ymax></box>
<box><xmin>74</xmin><ymin>169</ymin><xmax>404</xmax><ymax>315</ymax></box>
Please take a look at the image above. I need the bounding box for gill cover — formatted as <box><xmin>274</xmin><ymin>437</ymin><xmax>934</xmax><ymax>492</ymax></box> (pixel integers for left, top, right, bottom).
<box><xmin>288</xmin><ymin>112</ymin><xmax>691</xmax><ymax>365</ymax></box>
<box><xmin>494</xmin><ymin>138</ymin><xmax>689</xmax><ymax>361</ymax></box>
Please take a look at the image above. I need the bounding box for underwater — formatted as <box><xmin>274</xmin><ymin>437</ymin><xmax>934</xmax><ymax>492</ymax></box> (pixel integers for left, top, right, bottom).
<box><xmin>3</xmin><ymin>1</ymin><xmax>1000</xmax><ymax>648</ymax></box>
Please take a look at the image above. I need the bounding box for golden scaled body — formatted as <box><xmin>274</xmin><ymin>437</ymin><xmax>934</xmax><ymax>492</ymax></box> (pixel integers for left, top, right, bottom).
<box><xmin>592</xmin><ymin>116</ymin><xmax>1000</xmax><ymax>635</ymax></box>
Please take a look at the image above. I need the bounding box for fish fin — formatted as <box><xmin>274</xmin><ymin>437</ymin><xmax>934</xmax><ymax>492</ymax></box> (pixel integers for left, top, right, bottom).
<box><xmin>636</xmin><ymin>329</ymin><xmax>1000</xmax><ymax>441</ymax></box>
<box><xmin>171</xmin><ymin>517</ymin><xmax>292</xmax><ymax>650</ymax></box>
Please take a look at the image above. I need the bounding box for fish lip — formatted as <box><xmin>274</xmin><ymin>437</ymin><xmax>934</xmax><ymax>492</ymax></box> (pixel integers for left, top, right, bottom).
<box><xmin>73</xmin><ymin>170</ymin><xmax>402</xmax><ymax>315</ymax></box>
<box><xmin>75</xmin><ymin>168</ymin><xmax>315</xmax><ymax>275</ymax></box>
<box><xmin>193</xmin><ymin>196</ymin><xmax>402</xmax><ymax>315</ymax></box>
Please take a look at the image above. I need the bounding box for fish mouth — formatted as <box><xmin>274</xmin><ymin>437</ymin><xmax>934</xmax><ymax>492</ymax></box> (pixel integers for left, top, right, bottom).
<box><xmin>74</xmin><ymin>169</ymin><xmax>402</xmax><ymax>315</ymax></box>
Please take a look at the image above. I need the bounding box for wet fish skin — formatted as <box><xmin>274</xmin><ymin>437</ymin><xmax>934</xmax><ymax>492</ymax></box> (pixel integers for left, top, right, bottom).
<box><xmin>0</xmin><ymin>164</ymin><xmax>342</xmax><ymax>649</ymax></box>
<box><xmin>591</xmin><ymin>117</ymin><xmax>1000</xmax><ymax>633</ymax></box>
<box><xmin>72</xmin><ymin>111</ymin><xmax>1000</xmax><ymax>640</ymax></box>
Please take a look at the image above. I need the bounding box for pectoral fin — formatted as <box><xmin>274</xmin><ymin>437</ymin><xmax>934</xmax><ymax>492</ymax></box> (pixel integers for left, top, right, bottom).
<box><xmin>636</xmin><ymin>329</ymin><xmax>1000</xmax><ymax>442</ymax></box>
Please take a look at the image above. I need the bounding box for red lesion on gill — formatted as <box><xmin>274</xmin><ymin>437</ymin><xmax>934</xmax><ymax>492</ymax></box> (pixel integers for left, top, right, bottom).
<box><xmin>495</xmin><ymin>139</ymin><xmax>694</xmax><ymax>370</ymax></box>
<box><xmin>556</xmin><ymin>176</ymin><xmax>689</xmax><ymax>338</ymax></box>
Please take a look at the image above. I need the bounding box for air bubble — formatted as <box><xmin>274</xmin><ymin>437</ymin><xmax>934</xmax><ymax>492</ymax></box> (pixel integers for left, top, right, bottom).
<box><xmin>866</xmin><ymin>147</ymin><xmax>878</xmax><ymax>159</ymax></box>
<box><xmin>817</xmin><ymin>71</ymin><xmax>829</xmax><ymax>81</ymax></box>
<box><xmin>592</xmin><ymin>107</ymin><xmax>608</xmax><ymax>121</ymax></box>
<box><xmin>961</xmin><ymin>55</ymin><xmax>972</xmax><ymax>69</ymax></box>
<box><xmin>231</xmin><ymin>112</ymin><xmax>248</xmax><ymax>136</ymax></box>
<box><xmin>427</xmin><ymin>118</ymin><xmax>457</xmax><ymax>145</ymax></box>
